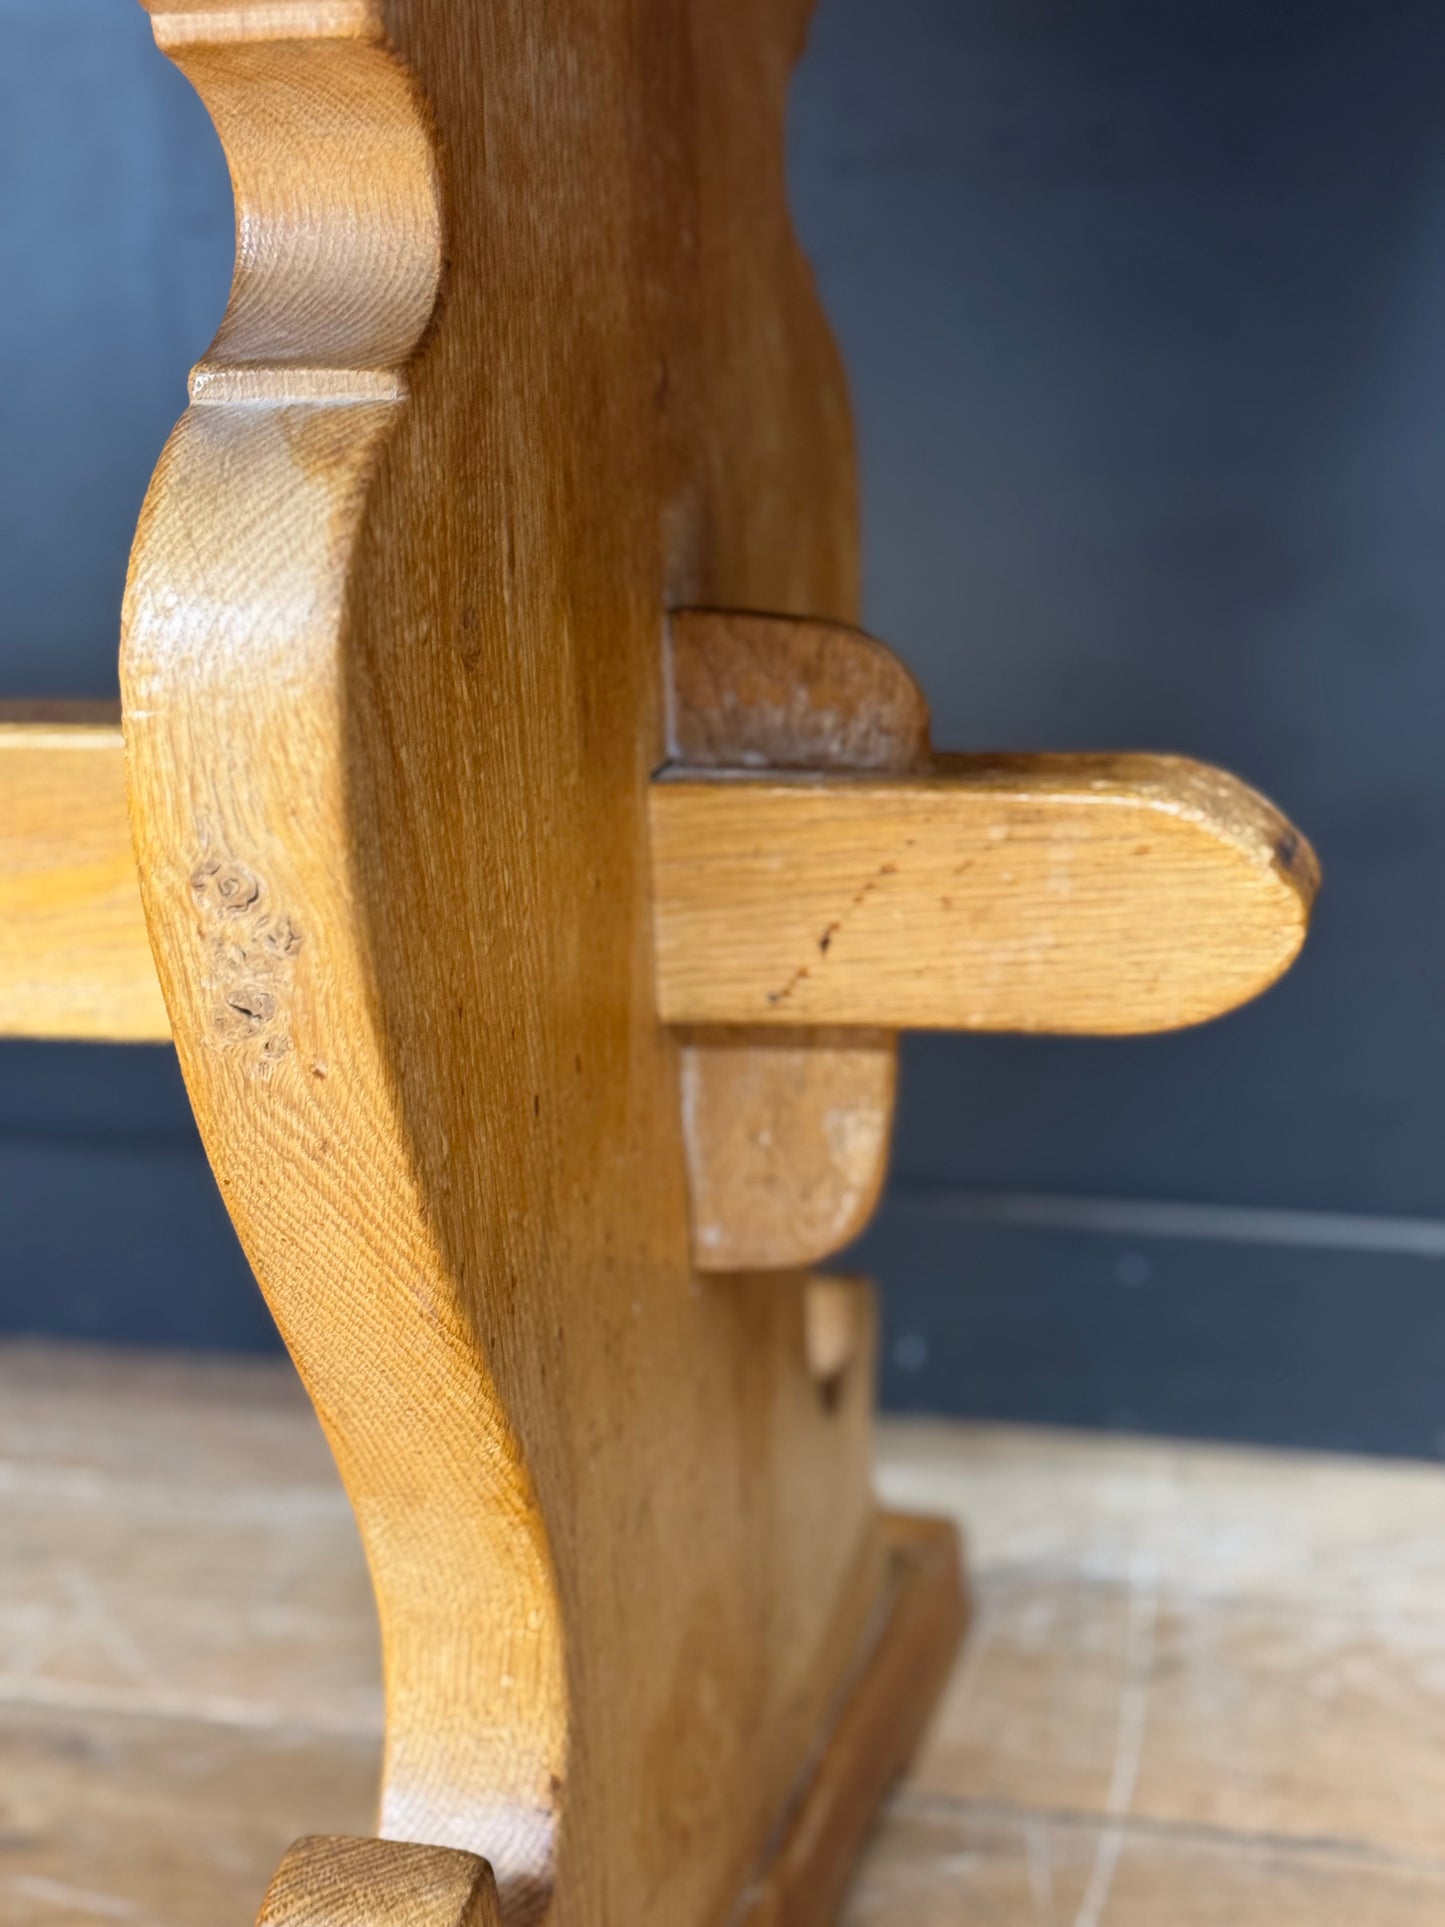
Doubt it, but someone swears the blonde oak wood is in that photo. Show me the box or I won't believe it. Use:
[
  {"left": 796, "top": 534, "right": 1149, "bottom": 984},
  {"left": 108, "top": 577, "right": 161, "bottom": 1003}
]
[
  {"left": 652, "top": 755, "right": 1319, "bottom": 1034},
  {"left": 666, "top": 610, "right": 931, "bottom": 773},
  {"left": 257, "top": 1838, "right": 499, "bottom": 1927},
  {"left": 0, "top": 615, "right": 904, "bottom": 1267},
  {"left": 7, "top": 1344, "right": 1445, "bottom": 1925},
  {"left": 0, "top": 731, "right": 1318, "bottom": 1050},
  {"left": 246, "top": 1517, "right": 963, "bottom": 1927},
  {"left": 680, "top": 1026, "right": 897, "bottom": 1271},
  {"left": 669, "top": 607, "right": 928, "bottom": 1271},
  {"left": 736, "top": 1513, "right": 968, "bottom": 1927},
  {"left": 118, "top": 1, "right": 946, "bottom": 1922},
  {"left": 0, "top": 706, "right": 167, "bottom": 1041}
]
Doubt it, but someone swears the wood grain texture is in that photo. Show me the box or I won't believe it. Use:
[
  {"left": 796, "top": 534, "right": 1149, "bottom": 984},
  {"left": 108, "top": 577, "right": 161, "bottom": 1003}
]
[
  {"left": 258, "top": 1837, "right": 499, "bottom": 1927},
  {"left": 738, "top": 1514, "right": 967, "bottom": 1927},
  {"left": 0, "top": 708, "right": 167, "bottom": 1041},
  {"left": 151, "top": 0, "right": 443, "bottom": 406},
  {"left": 670, "top": 611, "right": 924, "bottom": 1271},
  {"left": 653, "top": 755, "right": 1319, "bottom": 1034},
  {"left": 666, "top": 610, "right": 930, "bottom": 773},
  {"left": 680, "top": 1027, "right": 896, "bottom": 1271},
  {"left": 119, "top": 2, "right": 932, "bottom": 1923}
]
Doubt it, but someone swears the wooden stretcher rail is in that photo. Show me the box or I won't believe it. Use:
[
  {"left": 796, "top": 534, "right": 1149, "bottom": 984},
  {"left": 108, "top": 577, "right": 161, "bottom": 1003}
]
[
  {"left": 652, "top": 753, "right": 1317, "bottom": 1033},
  {"left": 1, "top": 713, "right": 1315, "bottom": 1044},
  {"left": 0, "top": 705, "right": 168, "bottom": 1041}
]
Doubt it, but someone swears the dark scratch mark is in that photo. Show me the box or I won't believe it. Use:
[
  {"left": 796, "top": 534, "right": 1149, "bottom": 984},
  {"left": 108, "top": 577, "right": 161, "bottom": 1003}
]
[
  {"left": 767, "top": 963, "right": 811, "bottom": 1007},
  {"left": 768, "top": 854, "right": 902, "bottom": 1008}
]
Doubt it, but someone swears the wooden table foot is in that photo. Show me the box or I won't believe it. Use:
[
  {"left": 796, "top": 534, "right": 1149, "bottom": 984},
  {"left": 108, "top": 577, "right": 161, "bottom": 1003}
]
[{"left": 738, "top": 1514, "right": 968, "bottom": 1927}]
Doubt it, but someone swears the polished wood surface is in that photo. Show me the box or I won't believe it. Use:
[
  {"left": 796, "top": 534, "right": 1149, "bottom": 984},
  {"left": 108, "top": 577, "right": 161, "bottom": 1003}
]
[
  {"left": 0, "top": 0, "right": 1316, "bottom": 1915},
  {"left": 118, "top": 1, "right": 936, "bottom": 1920},
  {"left": 0, "top": 726, "right": 1318, "bottom": 1051},
  {"left": 653, "top": 755, "right": 1318, "bottom": 1034},
  {"left": 681, "top": 1026, "right": 896, "bottom": 1271},
  {"left": 5, "top": 1342, "right": 1443, "bottom": 1926},
  {"left": 669, "top": 610, "right": 925, "bottom": 1271},
  {"left": 0, "top": 707, "right": 166, "bottom": 1041},
  {"left": 667, "top": 610, "right": 930, "bottom": 773}
]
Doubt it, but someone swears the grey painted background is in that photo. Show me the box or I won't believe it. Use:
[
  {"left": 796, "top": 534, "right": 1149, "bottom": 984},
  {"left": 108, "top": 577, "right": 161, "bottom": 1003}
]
[{"left": 5, "top": 0, "right": 1445, "bottom": 1451}]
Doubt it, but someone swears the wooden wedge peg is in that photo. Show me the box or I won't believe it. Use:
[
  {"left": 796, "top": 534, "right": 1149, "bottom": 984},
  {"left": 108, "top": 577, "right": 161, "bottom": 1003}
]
[
  {"left": 660, "top": 608, "right": 1316, "bottom": 1268},
  {"left": 669, "top": 610, "right": 929, "bottom": 1273}
]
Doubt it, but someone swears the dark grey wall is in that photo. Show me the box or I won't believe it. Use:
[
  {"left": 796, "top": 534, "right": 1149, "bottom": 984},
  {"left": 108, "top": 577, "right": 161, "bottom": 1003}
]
[
  {"left": 799, "top": 0, "right": 1445, "bottom": 1448},
  {"left": 2, "top": 2, "right": 264, "bottom": 1344},
  {"left": 6, "top": 1, "right": 1445, "bottom": 1452},
  {"left": 1, "top": 0, "right": 232, "bottom": 695}
]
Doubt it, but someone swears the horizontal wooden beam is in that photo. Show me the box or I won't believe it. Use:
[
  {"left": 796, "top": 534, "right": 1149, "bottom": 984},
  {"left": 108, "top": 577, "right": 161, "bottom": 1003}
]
[
  {"left": 650, "top": 755, "right": 1318, "bottom": 1035},
  {"left": 1, "top": 722, "right": 1316, "bottom": 1045},
  {"left": 0, "top": 707, "right": 169, "bottom": 1041}
]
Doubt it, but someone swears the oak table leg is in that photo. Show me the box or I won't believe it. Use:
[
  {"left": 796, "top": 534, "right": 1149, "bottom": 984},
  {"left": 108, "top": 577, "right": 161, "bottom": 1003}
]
[{"left": 119, "top": 3, "right": 963, "bottom": 1923}]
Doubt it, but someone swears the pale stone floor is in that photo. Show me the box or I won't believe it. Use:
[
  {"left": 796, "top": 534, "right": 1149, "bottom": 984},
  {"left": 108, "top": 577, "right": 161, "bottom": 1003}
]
[{"left": 3, "top": 1343, "right": 1444, "bottom": 1924}]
